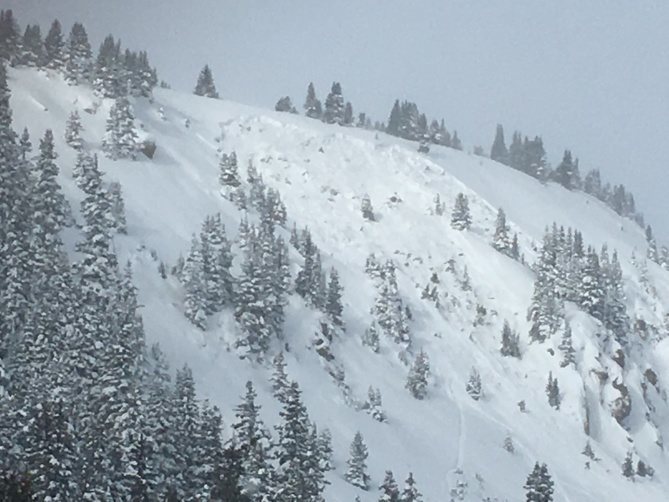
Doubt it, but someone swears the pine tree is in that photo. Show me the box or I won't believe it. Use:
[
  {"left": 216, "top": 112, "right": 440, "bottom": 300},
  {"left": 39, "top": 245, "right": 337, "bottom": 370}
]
[
  {"left": 219, "top": 151, "right": 242, "bottom": 188},
  {"left": 386, "top": 100, "right": 401, "bottom": 137},
  {"left": 406, "top": 350, "right": 429, "bottom": 399},
  {"left": 44, "top": 20, "right": 65, "bottom": 69},
  {"left": 233, "top": 381, "right": 275, "bottom": 500},
  {"left": 303, "top": 82, "right": 322, "bottom": 119},
  {"left": 271, "top": 352, "right": 290, "bottom": 403},
  {"left": 546, "top": 372, "right": 561, "bottom": 410},
  {"left": 107, "top": 181, "right": 128, "bottom": 234},
  {"left": 492, "top": 208, "right": 514, "bottom": 256},
  {"left": 490, "top": 124, "right": 508, "bottom": 164},
  {"left": 275, "top": 382, "right": 324, "bottom": 501},
  {"left": 345, "top": 432, "right": 370, "bottom": 490},
  {"left": 363, "top": 324, "right": 380, "bottom": 353},
  {"left": 326, "top": 268, "right": 344, "bottom": 327},
  {"left": 194, "top": 64, "right": 219, "bottom": 98},
  {"left": 466, "top": 368, "right": 482, "bottom": 400},
  {"left": 183, "top": 234, "right": 208, "bottom": 329},
  {"left": 579, "top": 249, "right": 604, "bottom": 320},
  {"left": 275, "top": 96, "right": 297, "bottom": 113},
  {"left": 361, "top": 194, "right": 375, "bottom": 221},
  {"left": 552, "top": 150, "right": 580, "bottom": 190},
  {"left": 450, "top": 193, "right": 471, "bottom": 230},
  {"left": 451, "top": 130, "right": 463, "bottom": 150},
  {"left": 64, "top": 110, "right": 84, "bottom": 150},
  {"left": 524, "top": 462, "right": 554, "bottom": 502},
  {"left": 622, "top": 451, "right": 634, "bottom": 480},
  {"left": 20, "top": 24, "right": 45, "bottom": 67},
  {"left": 400, "top": 472, "right": 423, "bottom": 502},
  {"left": 0, "top": 10, "right": 21, "bottom": 63},
  {"left": 93, "top": 35, "right": 123, "bottom": 98},
  {"left": 500, "top": 321, "right": 521, "bottom": 358},
  {"left": 367, "top": 386, "right": 386, "bottom": 422},
  {"left": 65, "top": 22, "right": 92, "bottom": 83},
  {"left": 558, "top": 323, "right": 576, "bottom": 367},
  {"left": 323, "top": 82, "right": 345, "bottom": 125},
  {"left": 102, "top": 96, "right": 139, "bottom": 160},
  {"left": 344, "top": 102, "right": 354, "bottom": 126},
  {"left": 378, "top": 471, "right": 400, "bottom": 502},
  {"left": 171, "top": 365, "right": 202, "bottom": 499}
]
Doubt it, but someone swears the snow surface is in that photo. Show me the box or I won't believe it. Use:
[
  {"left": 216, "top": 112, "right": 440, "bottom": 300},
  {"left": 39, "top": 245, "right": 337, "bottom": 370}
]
[{"left": 8, "top": 67, "right": 669, "bottom": 501}]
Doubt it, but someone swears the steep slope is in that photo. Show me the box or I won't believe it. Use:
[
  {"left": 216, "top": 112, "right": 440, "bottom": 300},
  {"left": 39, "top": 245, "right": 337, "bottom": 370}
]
[{"left": 9, "top": 66, "right": 669, "bottom": 501}]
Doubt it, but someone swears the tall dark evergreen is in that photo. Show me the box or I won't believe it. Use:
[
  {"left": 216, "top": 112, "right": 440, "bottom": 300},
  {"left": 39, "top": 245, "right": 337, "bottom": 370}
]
[
  {"left": 400, "top": 473, "right": 423, "bottom": 502},
  {"left": 65, "top": 110, "right": 84, "bottom": 150},
  {"left": 490, "top": 124, "right": 508, "bottom": 164},
  {"left": 524, "top": 462, "right": 554, "bottom": 502},
  {"left": 219, "top": 151, "right": 242, "bottom": 188},
  {"left": 500, "top": 321, "right": 521, "bottom": 358},
  {"left": 275, "top": 382, "right": 326, "bottom": 501},
  {"left": 0, "top": 10, "right": 21, "bottom": 63},
  {"left": 0, "top": 62, "right": 29, "bottom": 363},
  {"left": 304, "top": 82, "right": 322, "bottom": 119},
  {"left": 102, "top": 96, "right": 139, "bottom": 160},
  {"left": 194, "top": 64, "right": 219, "bottom": 99},
  {"left": 378, "top": 471, "right": 400, "bottom": 502},
  {"left": 492, "top": 208, "right": 513, "bottom": 256},
  {"left": 232, "top": 381, "right": 275, "bottom": 500},
  {"left": 344, "top": 431, "right": 370, "bottom": 490},
  {"left": 450, "top": 193, "right": 471, "bottom": 230},
  {"left": 44, "top": 20, "right": 65, "bottom": 69},
  {"left": 552, "top": 150, "right": 579, "bottom": 190},
  {"left": 20, "top": 25, "right": 45, "bottom": 67},
  {"left": 326, "top": 268, "right": 344, "bottom": 327},
  {"left": 323, "top": 82, "right": 345, "bottom": 125},
  {"left": 406, "top": 350, "right": 429, "bottom": 399},
  {"left": 65, "top": 22, "right": 92, "bottom": 84},
  {"left": 93, "top": 35, "right": 123, "bottom": 98}
]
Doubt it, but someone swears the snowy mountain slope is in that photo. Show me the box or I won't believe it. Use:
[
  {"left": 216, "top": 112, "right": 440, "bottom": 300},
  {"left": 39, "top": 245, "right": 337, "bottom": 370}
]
[{"left": 8, "top": 66, "right": 669, "bottom": 501}]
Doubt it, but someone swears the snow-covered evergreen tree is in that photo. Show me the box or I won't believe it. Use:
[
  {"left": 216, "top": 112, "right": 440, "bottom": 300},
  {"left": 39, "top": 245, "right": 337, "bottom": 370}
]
[
  {"left": 450, "top": 193, "right": 471, "bottom": 230},
  {"left": 107, "top": 181, "right": 127, "bottom": 234},
  {"left": 361, "top": 194, "right": 375, "bottom": 221},
  {"left": 500, "top": 321, "right": 521, "bottom": 358},
  {"left": 622, "top": 451, "right": 635, "bottom": 479},
  {"left": 345, "top": 431, "right": 370, "bottom": 490},
  {"left": 304, "top": 82, "right": 322, "bottom": 119},
  {"left": 102, "top": 96, "right": 139, "bottom": 160},
  {"left": 492, "top": 208, "right": 513, "bottom": 256},
  {"left": 274, "top": 381, "right": 325, "bottom": 501},
  {"left": 194, "top": 64, "right": 219, "bottom": 98},
  {"left": 275, "top": 96, "right": 297, "bottom": 113},
  {"left": 323, "top": 82, "right": 345, "bottom": 125},
  {"left": 524, "top": 462, "right": 554, "bottom": 502},
  {"left": 65, "top": 22, "right": 92, "bottom": 84},
  {"left": 558, "top": 323, "right": 576, "bottom": 368},
  {"left": 466, "top": 368, "right": 482, "bottom": 401},
  {"left": 546, "top": 372, "right": 561, "bottom": 410},
  {"left": 271, "top": 351, "right": 290, "bottom": 403},
  {"left": 20, "top": 24, "right": 45, "bottom": 67},
  {"left": 490, "top": 124, "right": 508, "bottom": 164},
  {"left": 400, "top": 472, "right": 423, "bottom": 502},
  {"left": 378, "top": 470, "right": 400, "bottom": 502},
  {"left": 64, "top": 110, "right": 84, "bottom": 150},
  {"left": 326, "top": 268, "right": 344, "bottom": 327},
  {"left": 233, "top": 381, "right": 275, "bottom": 500},
  {"left": 219, "top": 151, "right": 242, "bottom": 188},
  {"left": 44, "top": 20, "right": 65, "bottom": 69},
  {"left": 406, "top": 350, "right": 429, "bottom": 399},
  {"left": 366, "top": 386, "right": 386, "bottom": 422}
]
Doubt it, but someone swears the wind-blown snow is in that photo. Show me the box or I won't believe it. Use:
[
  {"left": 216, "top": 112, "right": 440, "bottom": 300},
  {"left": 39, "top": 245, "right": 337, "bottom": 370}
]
[{"left": 9, "top": 67, "right": 669, "bottom": 501}]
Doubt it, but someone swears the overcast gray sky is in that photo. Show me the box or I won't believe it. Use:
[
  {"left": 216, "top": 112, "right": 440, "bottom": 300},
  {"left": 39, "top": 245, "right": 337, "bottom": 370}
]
[{"left": 8, "top": 0, "right": 669, "bottom": 241}]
